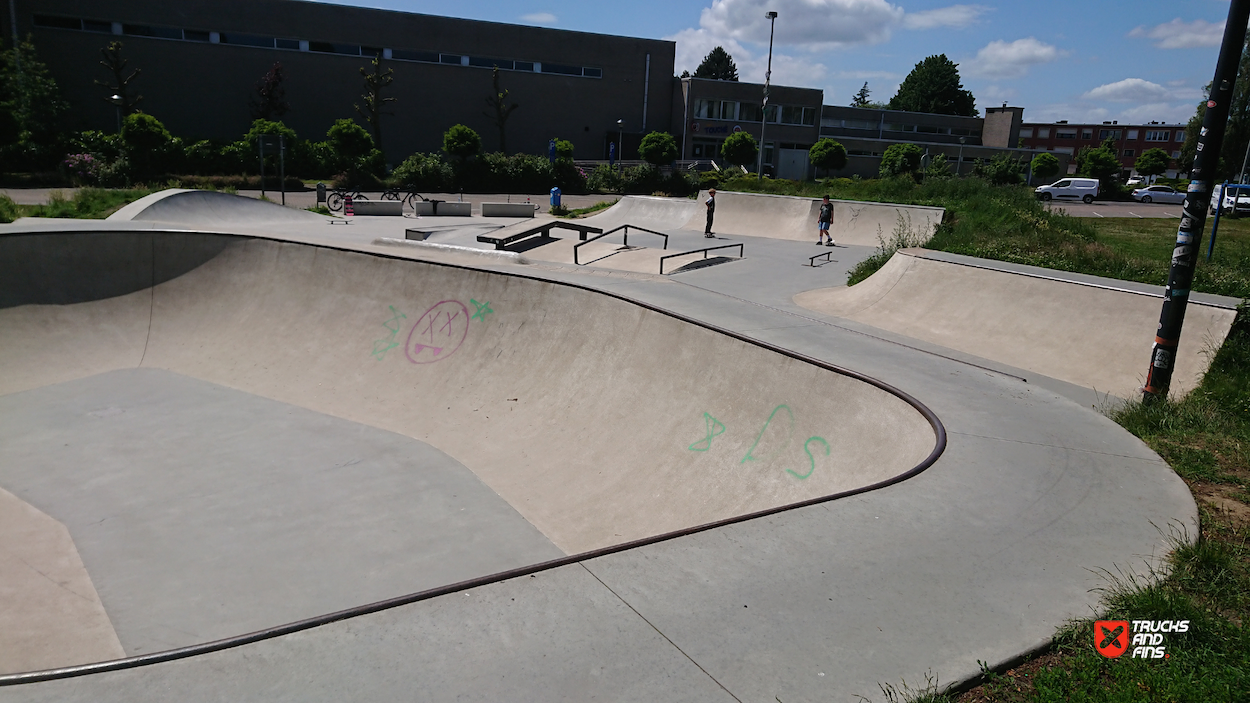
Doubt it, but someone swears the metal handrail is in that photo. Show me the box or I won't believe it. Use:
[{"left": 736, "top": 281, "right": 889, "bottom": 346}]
[
  {"left": 572, "top": 224, "right": 668, "bottom": 265},
  {"left": 658, "top": 243, "right": 745, "bottom": 275},
  {"left": 808, "top": 251, "right": 836, "bottom": 267}
]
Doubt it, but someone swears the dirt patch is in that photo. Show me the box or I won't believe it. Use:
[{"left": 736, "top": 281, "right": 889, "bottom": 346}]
[{"left": 953, "top": 651, "right": 1065, "bottom": 702}]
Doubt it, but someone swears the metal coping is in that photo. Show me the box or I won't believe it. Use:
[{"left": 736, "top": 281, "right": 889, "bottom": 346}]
[{"left": 0, "top": 228, "right": 948, "bottom": 686}]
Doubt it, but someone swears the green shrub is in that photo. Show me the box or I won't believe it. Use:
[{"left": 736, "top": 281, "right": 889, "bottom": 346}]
[
  {"left": 809, "top": 138, "right": 848, "bottom": 177},
  {"left": 588, "top": 164, "right": 623, "bottom": 193},
  {"left": 879, "top": 143, "right": 923, "bottom": 180},
  {"left": 0, "top": 194, "right": 19, "bottom": 223},
  {"left": 972, "top": 152, "right": 1026, "bottom": 186},
  {"left": 391, "top": 152, "right": 454, "bottom": 191},
  {"left": 639, "top": 131, "right": 678, "bottom": 165},
  {"left": 553, "top": 138, "right": 574, "bottom": 160},
  {"left": 442, "top": 124, "right": 481, "bottom": 161},
  {"left": 1031, "top": 152, "right": 1060, "bottom": 181},
  {"left": 720, "top": 132, "right": 758, "bottom": 169}
]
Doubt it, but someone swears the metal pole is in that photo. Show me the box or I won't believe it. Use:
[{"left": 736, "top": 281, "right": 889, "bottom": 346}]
[
  {"left": 278, "top": 135, "right": 286, "bottom": 206},
  {"left": 1143, "top": 0, "right": 1250, "bottom": 401},
  {"left": 757, "top": 12, "right": 777, "bottom": 180},
  {"left": 957, "top": 138, "right": 965, "bottom": 176},
  {"left": 1240, "top": 137, "right": 1250, "bottom": 183},
  {"left": 259, "top": 140, "right": 266, "bottom": 201},
  {"left": 1209, "top": 180, "right": 1226, "bottom": 261}
]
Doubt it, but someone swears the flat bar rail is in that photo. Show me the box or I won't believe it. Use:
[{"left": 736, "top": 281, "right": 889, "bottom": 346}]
[
  {"left": 658, "top": 243, "right": 745, "bottom": 275},
  {"left": 476, "top": 220, "right": 602, "bottom": 250},
  {"left": 573, "top": 224, "right": 669, "bottom": 265},
  {"left": 809, "top": 251, "right": 836, "bottom": 267}
]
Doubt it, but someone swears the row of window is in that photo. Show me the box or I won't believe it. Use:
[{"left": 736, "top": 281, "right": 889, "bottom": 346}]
[
  {"left": 820, "top": 118, "right": 981, "bottom": 138},
  {"left": 1023, "top": 126, "right": 1183, "bottom": 142},
  {"left": 692, "top": 99, "right": 818, "bottom": 127},
  {"left": 32, "top": 14, "right": 603, "bottom": 78},
  {"left": 1040, "top": 145, "right": 1181, "bottom": 159}
]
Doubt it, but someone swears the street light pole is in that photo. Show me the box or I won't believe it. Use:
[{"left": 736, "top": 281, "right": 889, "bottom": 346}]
[
  {"left": 617, "top": 118, "right": 624, "bottom": 170},
  {"left": 110, "top": 94, "right": 123, "bottom": 133},
  {"left": 757, "top": 11, "right": 777, "bottom": 181},
  {"left": 957, "top": 136, "right": 966, "bottom": 176}
]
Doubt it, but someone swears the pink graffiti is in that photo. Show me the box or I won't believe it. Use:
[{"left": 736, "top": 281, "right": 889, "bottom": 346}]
[{"left": 405, "top": 300, "right": 470, "bottom": 364}]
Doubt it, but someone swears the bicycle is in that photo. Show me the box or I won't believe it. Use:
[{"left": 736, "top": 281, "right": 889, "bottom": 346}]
[
  {"left": 325, "top": 188, "right": 368, "bottom": 212},
  {"left": 382, "top": 187, "right": 429, "bottom": 211}
]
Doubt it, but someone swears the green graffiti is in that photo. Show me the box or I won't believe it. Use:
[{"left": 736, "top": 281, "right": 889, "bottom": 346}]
[
  {"left": 371, "top": 305, "right": 407, "bottom": 360},
  {"left": 470, "top": 298, "right": 494, "bottom": 321},
  {"left": 740, "top": 404, "right": 795, "bottom": 464},
  {"left": 688, "top": 412, "right": 726, "bottom": 451},
  {"left": 786, "top": 437, "right": 829, "bottom": 480}
]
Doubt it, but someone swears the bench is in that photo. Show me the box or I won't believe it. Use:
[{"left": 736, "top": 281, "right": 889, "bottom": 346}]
[
  {"left": 476, "top": 220, "right": 602, "bottom": 250},
  {"left": 481, "top": 202, "right": 537, "bottom": 218}
]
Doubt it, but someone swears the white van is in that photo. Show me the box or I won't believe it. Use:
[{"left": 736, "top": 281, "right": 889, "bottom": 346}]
[
  {"left": 1210, "top": 183, "right": 1250, "bottom": 216},
  {"left": 1035, "top": 178, "right": 1099, "bottom": 203}
]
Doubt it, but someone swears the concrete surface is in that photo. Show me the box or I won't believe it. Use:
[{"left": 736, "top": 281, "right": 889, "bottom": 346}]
[
  {"left": 0, "top": 189, "right": 1198, "bottom": 701},
  {"left": 793, "top": 248, "right": 1239, "bottom": 399}
]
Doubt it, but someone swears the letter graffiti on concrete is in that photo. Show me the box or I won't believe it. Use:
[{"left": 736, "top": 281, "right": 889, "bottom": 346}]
[
  {"left": 690, "top": 405, "right": 830, "bottom": 480},
  {"left": 371, "top": 305, "right": 407, "bottom": 360}
]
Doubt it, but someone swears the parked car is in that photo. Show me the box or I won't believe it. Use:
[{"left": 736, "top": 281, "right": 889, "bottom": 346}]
[
  {"left": 1035, "top": 177, "right": 1099, "bottom": 204},
  {"left": 1126, "top": 176, "right": 1146, "bottom": 187},
  {"left": 1210, "top": 183, "right": 1250, "bottom": 216},
  {"left": 1132, "top": 185, "right": 1185, "bottom": 204}
]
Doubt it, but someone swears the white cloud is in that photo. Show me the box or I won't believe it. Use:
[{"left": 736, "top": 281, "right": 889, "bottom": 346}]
[
  {"left": 669, "top": 27, "right": 828, "bottom": 86},
  {"left": 697, "top": 0, "right": 903, "bottom": 50},
  {"left": 1082, "top": 78, "right": 1172, "bottom": 103},
  {"left": 901, "top": 4, "right": 990, "bottom": 30},
  {"left": 1117, "top": 103, "right": 1195, "bottom": 124},
  {"left": 520, "top": 12, "right": 557, "bottom": 25},
  {"left": 963, "top": 37, "right": 1063, "bottom": 78},
  {"left": 1129, "top": 18, "right": 1223, "bottom": 49}
]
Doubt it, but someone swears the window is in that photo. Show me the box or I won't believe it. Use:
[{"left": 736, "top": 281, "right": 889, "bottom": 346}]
[
  {"left": 1127, "top": 129, "right": 1139, "bottom": 139},
  {"left": 582, "top": 67, "right": 602, "bottom": 78},
  {"left": 83, "top": 20, "right": 112, "bottom": 33},
  {"left": 1172, "top": 151, "right": 1181, "bottom": 158},
  {"left": 1053, "top": 147, "right": 1074, "bottom": 154},
  {"left": 33, "top": 15, "right": 82, "bottom": 30},
  {"left": 1020, "top": 127, "right": 1034, "bottom": 138},
  {"left": 515, "top": 61, "right": 535, "bottom": 72},
  {"left": 780, "top": 105, "right": 805, "bottom": 124},
  {"left": 917, "top": 124, "right": 948, "bottom": 134},
  {"left": 439, "top": 53, "right": 462, "bottom": 64},
  {"left": 469, "top": 56, "right": 512, "bottom": 69},
  {"left": 843, "top": 119, "right": 875, "bottom": 130},
  {"left": 802, "top": 107, "right": 817, "bottom": 126},
  {"left": 1082, "top": 129, "right": 1093, "bottom": 139},
  {"left": 884, "top": 122, "right": 916, "bottom": 132},
  {"left": 275, "top": 38, "right": 299, "bottom": 50},
  {"left": 1177, "top": 131, "right": 1186, "bottom": 142},
  {"left": 541, "top": 63, "right": 582, "bottom": 75},
  {"left": 125, "top": 24, "right": 184, "bottom": 40},
  {"left": 765, "top": 105, "right": 779, "bottom": 123},
  {"left": 1123, "top": 149, "right": 1134, "bottom": 157},
  {"left": 1099, "top": 129, "right": 1122, "bottom": 140},
  {"left": 184, "top": 29, "right": 211, "bottom": 42},
  {"left": 719, "top": 101, "right": 738, "bottom": 120},
  {"left": 1038, "top": 127, "right": 1050, "bottom": 138},
  {"left": 739, "top": 103, "right": 762, "bottom": 122},
  {"left": 1145, "top": 130, "right": 1170, "bottom": 141},
  {"left": 393, "top": 49, "right": 439, "bottom": 63},
  {"left": 311, "top": 41, "right": 362, "bottom": 55},
  {"left": 1056, "top": 130, "right": 1077, "bottom": 139},
  {"left": 694, "top": 99, "right": 717, "bottom": 119}
]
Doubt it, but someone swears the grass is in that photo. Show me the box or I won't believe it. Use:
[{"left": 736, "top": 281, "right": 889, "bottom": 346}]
[
  {"left": 565, "top": 198, "right": 618, "bottom": 218},
  {"left": 0, "top": 187, "right": 156, "bottom": 222}
]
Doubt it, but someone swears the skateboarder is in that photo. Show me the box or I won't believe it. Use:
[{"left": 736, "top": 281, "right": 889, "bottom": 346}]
[
  {"left": 817, "top": 195, "right": 834, "bottom": 246},
  {"left": 704, "top": 188, "right": 716, "bottom": 237}
]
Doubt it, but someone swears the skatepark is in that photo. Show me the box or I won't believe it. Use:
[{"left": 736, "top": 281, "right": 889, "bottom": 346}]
[{"left": 0, "top": 189, "right": 1224, "bottom": 701}]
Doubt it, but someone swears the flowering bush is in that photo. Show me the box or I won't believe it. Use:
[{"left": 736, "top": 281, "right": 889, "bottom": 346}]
[{"left": 63, "top": 153, "right": 101, "bottom": 186}]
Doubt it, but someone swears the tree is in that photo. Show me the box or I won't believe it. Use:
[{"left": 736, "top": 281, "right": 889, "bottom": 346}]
[
  {"left": 442, "top": 123, "right": 481, "bottom": 162},
  {"left": 553, "top": 138, "right": 574, "bottom": 160},
  {"left": 888, "top": 54, "right": 977, "bottom": 117},
  {"left": 484, "top": 67, "right": 519, "bottom": 155},
  {"left": 693, "top": 46, "right": 739, "bottom": 81},
  {"left": 120, "top": 112, "right": 172, "bottom": 177},
  {"left": 1075, "top": 142, "right": 1122, "bottom": 192},
  {"left": 851, "top": 82, "right": 872, "bottom": 108},
  {"left": 1180, "top": 32, "right": 1250, "bottom": 178},
  {"left": 0, "top": 36, "right": 68, "bottom": 153},
  {"left": 972, "top": 153, "right": 1025, "bottom": 185},
  {"left": 326, "top": 118, "right": 375, "bottom": 172},
  {"left": 355, "top": 55, "right": 395, "bottom": 154},
  {"left": 1030, "top": 152, "right": 1061, "bottom": 182},
  {"left": 1135, "top": 148, "right": 1171, "bottom": 182},
  {"left": 94, "top": 41, "right": 142, "bottom": 116},
  {"left": 638, "top": 131, "right": 678, "bottom": 165},
  {"left": 250, "top": 62, "right": 289, "bottom": 121},
  {"left": 720, "top": 131, "right": 757, "bottom": 168},
  {"left": 925, "top": 153, "right": 953, "bottom": 180},
  {"left": 808, "top": 138, "right": 847, "bottom": 177},
  {"left": 879, "top": 143, "right": 924, "bottom": 179}
]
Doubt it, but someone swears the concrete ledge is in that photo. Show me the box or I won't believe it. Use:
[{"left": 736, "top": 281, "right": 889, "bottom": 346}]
[
  {"left": 438, "top": 202, "right": 472, "bottom": 217},
  {"left": 481, "top": 202, "right": 535, "bottom": 218},
  {"left": 411, "top": 201, "right": 434, "bottom": 216},
  {"left": 404, "top": 229, "right": 430, "bottom": 241},
  {"left": 351, "top": 200, "right": 403, "bottom": 216},
  {"left": 372, "top": 237, "right": 529, "bottom": 264}
]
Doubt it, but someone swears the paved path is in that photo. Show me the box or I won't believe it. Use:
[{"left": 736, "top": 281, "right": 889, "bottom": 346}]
[{"left": 0, "top": 190, "right": 1195, "bottom": 701}]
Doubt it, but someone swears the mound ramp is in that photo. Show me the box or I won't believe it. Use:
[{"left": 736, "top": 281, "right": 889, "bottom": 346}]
[{"left": 794, "top": 248, "right": 1239, "bottom": 398}]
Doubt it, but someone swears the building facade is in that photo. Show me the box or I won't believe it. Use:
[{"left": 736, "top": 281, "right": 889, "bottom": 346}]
[
  {"left": 1019, "top": 121, "right": 1187, "bottom": 178},
  {"left": 8, "top": 0, "right": 675, "bottom": 163}
]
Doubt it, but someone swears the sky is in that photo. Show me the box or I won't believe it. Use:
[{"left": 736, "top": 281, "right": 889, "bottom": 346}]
[{"left": 310, "top": 0, "right": 1240, "bottom": 126}]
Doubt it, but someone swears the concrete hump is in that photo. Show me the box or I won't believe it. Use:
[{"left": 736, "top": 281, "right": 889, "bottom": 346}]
[
  {"left": 794, "top": 249, "right": 1238, "bottom": 398},
  {"left": 108, "top": 189, "right": 327, "bottom": 225},
  {"left": 578, "top": 195, "right": 700, "bottom": 232}
]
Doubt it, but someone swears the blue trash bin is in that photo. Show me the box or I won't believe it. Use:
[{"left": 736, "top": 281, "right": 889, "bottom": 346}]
[{"left": 550, "top": 186, "right": 562, "bottom": 208}]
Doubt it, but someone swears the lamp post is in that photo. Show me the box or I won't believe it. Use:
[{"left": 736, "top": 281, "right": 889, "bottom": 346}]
[
  {"left": 957, "top": 136, "right": 966, "bottom": 176},
  {"left": 109, "top": 94, "right": 123, "bottom": 133},
  {"left": 757, "top": 10, "right": 777, "bottom": 181},
  {"left": 617, "top": 118, "right": 624, "bottom": 170}
]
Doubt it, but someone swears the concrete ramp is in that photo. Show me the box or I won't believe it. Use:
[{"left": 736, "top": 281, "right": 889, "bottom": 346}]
[
  {"left": 794, "top": 249, "right": 1239, "bottom": 398},
  {"left": 108, "top": 189, "right": 327, "bottom": 225},
  {"left": 580, "top": 192, "right": 943, "bottom": 247}
]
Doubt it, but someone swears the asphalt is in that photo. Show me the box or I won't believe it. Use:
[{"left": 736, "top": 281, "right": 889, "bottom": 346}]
[{"left": 0, "top": 190, "right": 1197, "bottom": 701}]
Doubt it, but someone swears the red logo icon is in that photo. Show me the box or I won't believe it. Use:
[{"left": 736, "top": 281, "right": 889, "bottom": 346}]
[{"left": 1095, "top": 620, "right": 1129, "bottom": 658}]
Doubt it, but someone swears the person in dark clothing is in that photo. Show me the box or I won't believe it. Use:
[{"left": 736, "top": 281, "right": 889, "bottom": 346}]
[
  {"left": 817, "top": 195, "right": 834, "bottom": 246},
  {"left": 704, "top": 188, "right": 716, "bottom": 237}
]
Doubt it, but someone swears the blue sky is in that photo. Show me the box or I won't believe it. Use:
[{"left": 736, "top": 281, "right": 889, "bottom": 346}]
[{"left": 313, "top": 0, "right": 1237, "bottom": 125}]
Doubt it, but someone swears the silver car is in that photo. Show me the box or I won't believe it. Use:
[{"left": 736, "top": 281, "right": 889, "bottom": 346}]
[{"left": 1132, "top": 185, "right": 1185, "bottom": 204}]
